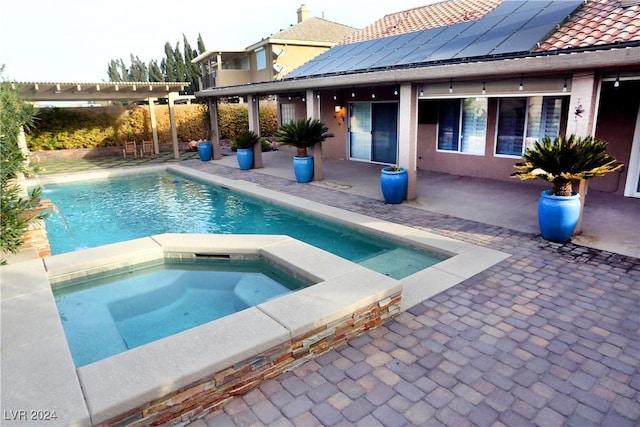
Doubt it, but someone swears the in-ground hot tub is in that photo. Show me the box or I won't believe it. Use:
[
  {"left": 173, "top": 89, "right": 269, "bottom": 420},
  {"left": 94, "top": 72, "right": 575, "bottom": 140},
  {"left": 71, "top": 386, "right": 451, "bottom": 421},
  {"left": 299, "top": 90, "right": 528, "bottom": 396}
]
[
  {"left": 44, "top": 233, "right": 405, "bottom": 426},
  {"left": 54, "top": 257, "right": 310, "bottom": 367}
]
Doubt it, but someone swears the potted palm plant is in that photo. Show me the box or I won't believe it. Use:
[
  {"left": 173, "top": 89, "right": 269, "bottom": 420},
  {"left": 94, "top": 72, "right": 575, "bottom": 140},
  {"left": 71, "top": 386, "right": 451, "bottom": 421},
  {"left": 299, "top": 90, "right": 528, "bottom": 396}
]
[
  {"left": 512, "top": 134, "right": 622, "bottom": 241},
  {"left": 232, "top": 130, "right": 260, "bottom": 170},
  {"left": 274, "top": 118, "right": 334, "bottom": 183}
]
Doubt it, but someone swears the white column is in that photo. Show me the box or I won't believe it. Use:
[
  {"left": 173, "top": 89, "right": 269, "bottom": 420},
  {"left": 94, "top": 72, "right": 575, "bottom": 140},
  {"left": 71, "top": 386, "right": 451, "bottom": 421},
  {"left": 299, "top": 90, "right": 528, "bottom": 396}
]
[
  {"left": 307, "top": 89, "right": 323, "bottom": 181},
  {"left": 168, "top": 92, "right": 179, "bottom": 159},
  {"left": 208, "top": 99, "right": 222, "bottom": 160},
  {"left": 147, "top": 98, "right": 159, "bottom": 154},
  {"left": 248, "top": 94, "right": 263, "bottom": 168},
  {"left": 568, "top": 72, "right": 599, "bottom": 137},
  {"left": 567, "top": 72, "right": 599, "bottom": 234},
  {"left": 398, "top": 83, "right": 418, "bottom": 200}
]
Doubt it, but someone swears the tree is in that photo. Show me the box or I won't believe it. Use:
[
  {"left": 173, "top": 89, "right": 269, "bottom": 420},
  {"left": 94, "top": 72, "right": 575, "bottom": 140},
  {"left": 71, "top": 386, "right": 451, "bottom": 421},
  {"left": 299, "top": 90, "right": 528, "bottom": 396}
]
[
  {"left": 148, "top": 60, "right": 163, "bottom": 82},
  {"left": 106, "top": 34, "right": 205, "bottom": 85},
  {"left": 164, "top": 42, "right": 177, "bottom": 82},
  {"left": 197, "top": 33, "right": 206, "bottom": 55},
  {"left": 108, "top": 59, "right": 122, "bottom": 81},
  {"left": 129, "top": 55, "right": 148, "bottom": 81},
  {"left": 183, "top": 34, "right": 202, "bottom": 94},
  {"left": 0, "top": 66, "right": 46, "bottom": 263},
  {"left": 174, "top": 42, "right": 186, "bottom": 84}
]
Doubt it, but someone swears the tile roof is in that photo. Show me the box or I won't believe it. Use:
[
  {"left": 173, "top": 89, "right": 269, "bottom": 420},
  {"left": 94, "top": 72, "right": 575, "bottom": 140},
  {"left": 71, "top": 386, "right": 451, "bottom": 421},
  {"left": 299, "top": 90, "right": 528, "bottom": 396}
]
[
  {"left": 535, "top": 0, "right": 640, "bottom": 51},
  {"left": 270, "top": 17, "right": 358, "bottom": 44},
  {"left": 344, "top": 0, "right": 503, "bottom": 44}
]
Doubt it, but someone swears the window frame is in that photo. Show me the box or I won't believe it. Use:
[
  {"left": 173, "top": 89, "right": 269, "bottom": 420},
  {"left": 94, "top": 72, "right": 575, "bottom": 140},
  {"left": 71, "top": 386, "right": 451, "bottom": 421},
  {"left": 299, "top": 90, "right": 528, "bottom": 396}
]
[
  {"left": 436, "top": 97, "right": 487, "bottom": 156},
  {"left": 255, "top": 47, "right": 266, "bottom": 71},
  {"left": 494, "top": 95, "right": 566, "bottom": 158}
]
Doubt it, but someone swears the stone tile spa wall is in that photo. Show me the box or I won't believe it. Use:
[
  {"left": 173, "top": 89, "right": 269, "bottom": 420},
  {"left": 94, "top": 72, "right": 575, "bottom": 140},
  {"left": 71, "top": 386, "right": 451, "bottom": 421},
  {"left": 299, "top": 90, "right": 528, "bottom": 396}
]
[{"left": 101, "top": 291, "right": 402, "bottom": 426}]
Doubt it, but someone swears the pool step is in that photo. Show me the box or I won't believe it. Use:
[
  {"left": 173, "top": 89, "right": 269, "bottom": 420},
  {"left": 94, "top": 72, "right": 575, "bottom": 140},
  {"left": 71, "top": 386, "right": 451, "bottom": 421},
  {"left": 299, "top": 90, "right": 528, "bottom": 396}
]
[
  {"left": 359, "top": 247, "right": 432, "bottom": 279},
  {"left": 234, "top": 274, "right": 291, "bottom": 307}
]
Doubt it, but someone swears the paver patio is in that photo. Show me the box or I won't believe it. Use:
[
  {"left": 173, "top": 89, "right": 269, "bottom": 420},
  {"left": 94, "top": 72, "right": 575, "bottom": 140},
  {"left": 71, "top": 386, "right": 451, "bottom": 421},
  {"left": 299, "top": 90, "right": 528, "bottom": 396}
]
[
  {"left": 23, "top": 152, "right": 640, "bottom": 426},
  {"left": 179, "top": 160, "right": 639, "bottom": 427}
]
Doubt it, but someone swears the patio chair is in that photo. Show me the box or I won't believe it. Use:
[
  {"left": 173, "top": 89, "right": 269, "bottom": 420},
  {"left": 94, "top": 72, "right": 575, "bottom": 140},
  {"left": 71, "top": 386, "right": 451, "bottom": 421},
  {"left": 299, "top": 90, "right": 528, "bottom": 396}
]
[
  {"left": 123, "top": 141, "right": 137, "bottom": 158},
  {"left": 140, "top": 140, "right": 154, "bottom": 157}
]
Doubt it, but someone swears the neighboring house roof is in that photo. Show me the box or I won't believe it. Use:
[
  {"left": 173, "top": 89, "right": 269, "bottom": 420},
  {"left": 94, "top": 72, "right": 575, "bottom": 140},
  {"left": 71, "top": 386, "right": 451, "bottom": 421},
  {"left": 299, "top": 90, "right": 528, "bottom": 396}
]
[
  {"left": 345, "top": 0, "right": 503, "bottom": 43},
  {"left": 269, "top": 17, "right": 357, "bottom": 45},
  {"left": 535, "top": 0, "right": 640, "bottom": 51}
]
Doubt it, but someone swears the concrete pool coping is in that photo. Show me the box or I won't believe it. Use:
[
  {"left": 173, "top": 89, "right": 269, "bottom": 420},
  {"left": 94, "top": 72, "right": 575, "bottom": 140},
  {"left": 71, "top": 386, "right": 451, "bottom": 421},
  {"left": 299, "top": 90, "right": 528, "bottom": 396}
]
[{"left": 1, "top": 165, "right": 509, "bottom": 426}]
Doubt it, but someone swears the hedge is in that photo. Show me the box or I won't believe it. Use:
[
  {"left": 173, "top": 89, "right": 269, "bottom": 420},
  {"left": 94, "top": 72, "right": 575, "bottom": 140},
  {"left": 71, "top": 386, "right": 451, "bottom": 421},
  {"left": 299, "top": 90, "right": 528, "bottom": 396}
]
[{"left": 26, "top": 102, "right": 278, "bottom": 150}]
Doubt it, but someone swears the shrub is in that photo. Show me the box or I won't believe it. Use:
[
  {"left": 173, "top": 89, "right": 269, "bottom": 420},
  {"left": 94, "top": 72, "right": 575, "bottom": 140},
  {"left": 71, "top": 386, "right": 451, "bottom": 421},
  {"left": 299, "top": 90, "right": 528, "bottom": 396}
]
[
  {"left": 0, "top": 70, "right": 47, "bottom": 263},
  {"left": 26, "top": 102, "right": 277, "bottom": 150}
]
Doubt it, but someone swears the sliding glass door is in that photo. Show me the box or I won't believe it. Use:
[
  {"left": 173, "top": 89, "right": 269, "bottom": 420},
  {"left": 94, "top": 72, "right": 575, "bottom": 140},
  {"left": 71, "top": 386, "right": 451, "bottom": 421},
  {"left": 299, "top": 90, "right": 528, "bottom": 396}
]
[{"left": 348, "top": 102, "right": 398, "bottom": 164}]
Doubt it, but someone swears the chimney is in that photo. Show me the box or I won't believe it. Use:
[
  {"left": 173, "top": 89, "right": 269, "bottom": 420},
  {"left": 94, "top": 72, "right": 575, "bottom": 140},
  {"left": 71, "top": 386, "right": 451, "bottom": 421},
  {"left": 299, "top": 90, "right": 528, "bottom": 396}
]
[{"left": 297, "top": 4, "right": 310, "bottom": 23}]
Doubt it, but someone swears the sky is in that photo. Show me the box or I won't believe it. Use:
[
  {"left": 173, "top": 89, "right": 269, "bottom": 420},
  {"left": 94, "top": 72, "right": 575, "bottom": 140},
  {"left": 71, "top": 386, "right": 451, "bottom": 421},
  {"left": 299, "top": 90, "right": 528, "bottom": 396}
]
[{"left": 0, "top": 0, "right": 433, "bottom": 83}]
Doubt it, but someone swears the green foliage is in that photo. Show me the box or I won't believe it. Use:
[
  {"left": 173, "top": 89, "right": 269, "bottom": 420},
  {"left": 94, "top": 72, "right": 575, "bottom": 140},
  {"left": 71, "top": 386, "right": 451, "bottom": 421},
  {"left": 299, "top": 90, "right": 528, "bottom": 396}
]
[
  {"left": 217, "top": 104, "right": 249, "bottom": 140},
  {"left": 106, "top": 33, "right": 206, "bottom": 91},
  {"left": 0, "top": 67, "right": 46, "bottom": 262},
  {"left": 259, "top": 104, "right": 278, "bottom": 136},
  {"left": 232, "top": 130, "right": 260, "bottom": 149},
  {"left": 274, "top": 118, "right": 334, "bottom": 156},
  {"left": 512, "top": 134, "right": 623, "bottom": 196},
  {"left": 25, "top": 103, "right": 278, "bottom": 150}
]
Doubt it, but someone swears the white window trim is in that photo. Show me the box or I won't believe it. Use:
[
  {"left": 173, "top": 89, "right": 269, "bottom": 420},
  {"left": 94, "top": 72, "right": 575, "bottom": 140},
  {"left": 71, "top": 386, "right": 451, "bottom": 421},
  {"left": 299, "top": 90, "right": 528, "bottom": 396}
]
[
  {"left": 435, "top": 98, "right": 487, "bottom": 156},
  {"left": 493, "top": 94, "right": 567, "bottom": 158}
]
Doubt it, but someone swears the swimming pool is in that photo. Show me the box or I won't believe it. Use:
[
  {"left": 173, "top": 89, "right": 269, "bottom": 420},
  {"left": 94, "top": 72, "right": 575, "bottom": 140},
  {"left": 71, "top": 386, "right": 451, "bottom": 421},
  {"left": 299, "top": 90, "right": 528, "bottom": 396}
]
[
  {"left": 55, "top": 258, "right": 308, "bottom": 367},
  {"left": 41, "top": 171, "right": 444, "bottom": 279}
]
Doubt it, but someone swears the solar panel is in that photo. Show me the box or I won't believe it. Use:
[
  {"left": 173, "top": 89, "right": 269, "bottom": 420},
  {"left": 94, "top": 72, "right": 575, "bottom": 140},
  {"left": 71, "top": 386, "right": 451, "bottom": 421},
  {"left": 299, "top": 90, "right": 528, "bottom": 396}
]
[
  {"left": 284, "top": 0, "right": 584, "bottom": 79},
  {"left": 398, "top": 23, "right": 474, "bottom": 64}
]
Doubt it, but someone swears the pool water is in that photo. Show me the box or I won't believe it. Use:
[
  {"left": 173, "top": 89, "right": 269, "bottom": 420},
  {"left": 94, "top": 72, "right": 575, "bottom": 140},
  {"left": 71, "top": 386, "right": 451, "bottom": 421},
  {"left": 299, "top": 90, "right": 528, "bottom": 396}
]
[
  {"left": 42, "top": 172, "right": 443, "bottom": 279},
  {"left": 54, "top": 259, "right": 307, "bottom": 367}
]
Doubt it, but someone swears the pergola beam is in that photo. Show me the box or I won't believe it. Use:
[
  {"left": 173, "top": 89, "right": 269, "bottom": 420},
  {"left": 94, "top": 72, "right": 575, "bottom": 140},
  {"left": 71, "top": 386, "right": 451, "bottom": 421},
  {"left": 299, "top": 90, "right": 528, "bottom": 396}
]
[{"left": 14, "top": 81, "right": 189, "bottom": 157}]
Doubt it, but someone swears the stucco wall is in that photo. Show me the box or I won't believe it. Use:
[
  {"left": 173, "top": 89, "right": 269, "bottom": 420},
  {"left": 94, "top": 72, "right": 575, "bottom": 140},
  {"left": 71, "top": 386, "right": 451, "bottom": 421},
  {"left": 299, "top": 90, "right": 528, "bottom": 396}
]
[{"left": 594, "top": 81, "right": 639, "bottom": 194}]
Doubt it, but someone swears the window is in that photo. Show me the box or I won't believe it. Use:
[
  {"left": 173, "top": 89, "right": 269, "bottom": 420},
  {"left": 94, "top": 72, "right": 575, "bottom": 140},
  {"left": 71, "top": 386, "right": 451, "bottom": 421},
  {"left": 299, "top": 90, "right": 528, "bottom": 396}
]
[
  {"left": 280, "top": 103, "right": 296, "bottom": 124},
  {"left": 255, "top": 47, "right": 266, "bottom": 70},
  {"left": 496, "top": 96, "right": 563, "bottom": 156},
  {"left": 437, "top": 98, "right": 487, "bottom": 154}
]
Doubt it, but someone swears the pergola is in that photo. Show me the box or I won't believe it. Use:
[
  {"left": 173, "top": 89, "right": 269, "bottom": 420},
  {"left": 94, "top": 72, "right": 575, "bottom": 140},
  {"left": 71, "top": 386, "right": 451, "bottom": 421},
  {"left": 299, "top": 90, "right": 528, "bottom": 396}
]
[{"left": 15, "top": 81, "right": 189, "bottom": 158}]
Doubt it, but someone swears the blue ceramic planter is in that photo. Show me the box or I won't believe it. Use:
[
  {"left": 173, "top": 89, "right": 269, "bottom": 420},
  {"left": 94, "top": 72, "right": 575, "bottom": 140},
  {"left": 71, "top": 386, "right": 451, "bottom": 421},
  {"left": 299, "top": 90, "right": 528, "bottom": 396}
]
[
  {"left": 293, "top": 156, "right": 314, "bottom": 183},
  {"left": 197, "top": 142, "right": 212, "bottom": 161},
  {"left": 236, "top": 148, "right": 254, "bottom": 170},
  {"left": 380, "top": 166, "right": 408, "bottom": 204},
  {"left": 538, "top": 190, "right": 581, "bottom": 242}
]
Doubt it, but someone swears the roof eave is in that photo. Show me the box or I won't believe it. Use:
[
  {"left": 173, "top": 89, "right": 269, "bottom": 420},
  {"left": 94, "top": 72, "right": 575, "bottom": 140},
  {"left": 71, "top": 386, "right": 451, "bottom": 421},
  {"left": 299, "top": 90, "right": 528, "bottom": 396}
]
[{"left": 195, "top": 46, "right": 640, "bottom": 98}]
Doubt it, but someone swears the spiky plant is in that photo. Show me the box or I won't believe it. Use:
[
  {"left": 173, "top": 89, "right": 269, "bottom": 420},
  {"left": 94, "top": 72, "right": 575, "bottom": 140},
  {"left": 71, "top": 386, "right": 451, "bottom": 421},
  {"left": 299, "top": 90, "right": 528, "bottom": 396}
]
[
  {"left": 232, "top": 130, "right": 260, "bottom": 150},
  {"left": 512, "top": 135, "right": 622, "bottom": 196},
  {"left": 274, "top": 118, "right": 334, "bottom": 157}
]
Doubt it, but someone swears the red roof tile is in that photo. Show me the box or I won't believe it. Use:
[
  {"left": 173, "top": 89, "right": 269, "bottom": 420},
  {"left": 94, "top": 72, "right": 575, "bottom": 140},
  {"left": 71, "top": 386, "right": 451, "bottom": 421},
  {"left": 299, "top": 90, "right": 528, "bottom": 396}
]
[
  {"left": 343, "top": 0, "right": 503, "bottom": 44},
  {"left": 536, "top": 0, "right": 640, "bottom": 51}
]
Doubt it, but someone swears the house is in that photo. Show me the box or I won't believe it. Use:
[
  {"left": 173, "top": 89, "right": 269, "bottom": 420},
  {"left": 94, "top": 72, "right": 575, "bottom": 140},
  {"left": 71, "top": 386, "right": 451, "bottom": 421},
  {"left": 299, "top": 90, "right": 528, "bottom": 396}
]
[
  {"left": 195, "top": 0, "right": 640, "bottom": 200},
  {"left": 191, "top": 4, "right": 357, "bottom": 90}
]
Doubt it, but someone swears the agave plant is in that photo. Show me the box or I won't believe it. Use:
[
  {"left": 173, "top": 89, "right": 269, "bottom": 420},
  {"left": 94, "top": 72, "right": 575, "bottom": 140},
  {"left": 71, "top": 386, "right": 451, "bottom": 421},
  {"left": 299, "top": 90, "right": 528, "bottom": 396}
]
[
  {"left": 512, "top": 135, "right": 622, "bottom": 196},
  {"left": 274, "top": 118, "right": 334, "bottom": 157},
  {"left": 232, "top": 130, "right": 261, "bottom": 150}
]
